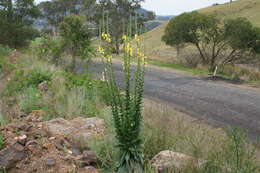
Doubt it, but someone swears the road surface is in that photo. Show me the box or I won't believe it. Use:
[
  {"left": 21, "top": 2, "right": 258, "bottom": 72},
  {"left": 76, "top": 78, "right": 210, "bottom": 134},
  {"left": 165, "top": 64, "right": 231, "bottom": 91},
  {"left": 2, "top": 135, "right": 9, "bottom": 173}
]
[{"left": 84, "top": 59, "right": 260, "bottom": 139}]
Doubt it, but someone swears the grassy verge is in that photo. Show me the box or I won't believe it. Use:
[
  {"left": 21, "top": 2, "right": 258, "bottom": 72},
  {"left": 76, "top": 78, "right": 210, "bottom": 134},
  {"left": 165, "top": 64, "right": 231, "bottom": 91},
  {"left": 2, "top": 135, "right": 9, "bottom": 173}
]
[
  {"left": 147, "top": 59, "right": 209, "bottom": 76},
  {"left": 147, "top": 59, "right": 260, "bottom": 87}
]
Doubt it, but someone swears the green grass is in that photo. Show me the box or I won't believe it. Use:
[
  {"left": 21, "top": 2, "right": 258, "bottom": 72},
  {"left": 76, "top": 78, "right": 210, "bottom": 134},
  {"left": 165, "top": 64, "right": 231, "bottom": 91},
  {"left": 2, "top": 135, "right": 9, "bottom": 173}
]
[
  {"left": 148, "top": 59, "right": 260, "bottom": 85},
  {"left": 147, "top": 59, "right": 209, "bottom": 76},
  {"left": 0, "top": 133, "right": 4, "bottom": 150}
]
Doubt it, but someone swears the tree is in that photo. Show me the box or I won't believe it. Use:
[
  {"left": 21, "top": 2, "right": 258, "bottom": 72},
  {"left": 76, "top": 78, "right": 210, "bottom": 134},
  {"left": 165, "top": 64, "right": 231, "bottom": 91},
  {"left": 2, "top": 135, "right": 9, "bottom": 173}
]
[
  {"left": 95, "top": 0, "right": 155, "bottom": 54},
  {"left": 0, "top": 0, "right": 40, "bottom": 48},
  {"left": 162, "top": 12, "right": 260, "bottom": 70},
  {"left": 38, "top": 0, "right": 96, "bottom": 33},
  {"left": 59, "top": 15, "right": 93, "bottom": 70}
]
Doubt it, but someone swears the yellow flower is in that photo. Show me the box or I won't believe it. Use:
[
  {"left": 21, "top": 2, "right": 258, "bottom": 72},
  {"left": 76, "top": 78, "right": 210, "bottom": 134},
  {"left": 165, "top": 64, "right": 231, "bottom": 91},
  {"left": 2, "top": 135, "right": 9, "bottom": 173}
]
[
  {"left": 101, "top": 32, "right": 112, "bottom": 42},
  {"left": 134, "top": 34, "right": 140, "bottom": 42},
  {"left": 129, "top": 47, "right": 133, "bottom": 56},
  {"left": 137, "top": 49, "right": 143, "bottom": 57},
  {"left": 122, "top": 35, "right": 127, "bottom": 41},
  {"left": 107, "top": 55, "right": 112, "bottom": 62},
  {"left": 98, "top": 46, "right": 105, "bottom": 55}
]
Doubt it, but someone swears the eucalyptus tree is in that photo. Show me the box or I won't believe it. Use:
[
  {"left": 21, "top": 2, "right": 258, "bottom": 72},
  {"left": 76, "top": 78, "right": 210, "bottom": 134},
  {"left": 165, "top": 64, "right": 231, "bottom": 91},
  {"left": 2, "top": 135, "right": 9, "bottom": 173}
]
[
  {"left": 95, "top": 0, "right": 155, "bottom": 54},
  {"left": 0, "top": 0, "right": 40, "bottom": 48}
]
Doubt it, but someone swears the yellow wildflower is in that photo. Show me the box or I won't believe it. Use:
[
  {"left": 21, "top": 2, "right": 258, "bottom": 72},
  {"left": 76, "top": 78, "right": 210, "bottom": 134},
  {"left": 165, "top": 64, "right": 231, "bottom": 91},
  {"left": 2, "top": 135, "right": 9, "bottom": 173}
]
[
  {"left": 101, "top": 32, "right": 112, "bottom": 42},
  {"left": 134, "top": 34, "right": 140, "bottom": 42},
  {"left": 98, "top": 46, "right": 105, "bottom": 55},
  {"left": 129, "top": 47, "right": 133, "bottom": 56},
  {"left": 122, "top": 35, "right": 127, "bottom": 41}
]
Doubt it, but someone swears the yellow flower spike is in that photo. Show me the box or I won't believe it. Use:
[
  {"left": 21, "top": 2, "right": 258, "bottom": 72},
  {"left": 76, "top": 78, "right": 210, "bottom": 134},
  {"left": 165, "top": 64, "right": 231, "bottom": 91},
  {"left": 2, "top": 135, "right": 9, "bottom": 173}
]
[
  {"left": 107, "top": 55, "right": 112, "bottom": 62},
  {"left": 129, "top": 47, "right": 133, "bottom": 56},
  {"left": 101, "top": 33, "right": 106, "bottom": 39},
  {"left": 134, "top": 34, "right": 140, "bottom": 42},
  {"left": 122, "top": 35, "right": 127, "bottom": 41}
]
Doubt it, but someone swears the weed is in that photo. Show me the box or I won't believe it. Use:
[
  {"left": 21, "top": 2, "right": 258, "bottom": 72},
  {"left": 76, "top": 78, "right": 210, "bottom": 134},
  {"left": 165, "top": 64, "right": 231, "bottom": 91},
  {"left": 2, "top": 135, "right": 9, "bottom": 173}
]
[
  {"left": 17, "top": 87, "right": 43, "bottom": 114},
  {"left": 4, "top": 69, "right": 51, "bottom": 96},
  {"left": 100, "top": 21, "right": 146, "bottom": 171}
]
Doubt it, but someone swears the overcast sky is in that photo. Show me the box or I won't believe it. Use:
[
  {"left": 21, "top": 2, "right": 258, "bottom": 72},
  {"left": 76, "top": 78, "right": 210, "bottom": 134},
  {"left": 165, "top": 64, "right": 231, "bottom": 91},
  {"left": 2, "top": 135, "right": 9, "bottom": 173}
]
[
  {"left": 141, "top": 0, "right": 231, "bottom": 15},
  {"left": 36, "top": 0, "right": 232, "bottom": 16}
]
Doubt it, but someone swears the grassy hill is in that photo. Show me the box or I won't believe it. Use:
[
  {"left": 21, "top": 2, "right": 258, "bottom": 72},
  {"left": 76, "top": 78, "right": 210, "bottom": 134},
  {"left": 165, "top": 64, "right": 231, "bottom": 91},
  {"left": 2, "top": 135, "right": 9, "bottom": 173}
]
[{"left": 143, "top": 0, "right": 260, "bottom": 63}]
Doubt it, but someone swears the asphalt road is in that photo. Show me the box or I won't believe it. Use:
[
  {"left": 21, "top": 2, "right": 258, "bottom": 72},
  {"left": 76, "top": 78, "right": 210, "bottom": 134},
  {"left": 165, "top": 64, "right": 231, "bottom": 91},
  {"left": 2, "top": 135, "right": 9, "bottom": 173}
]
[{"left": 85, "top": 60, "right": 260, "bottom": 139}]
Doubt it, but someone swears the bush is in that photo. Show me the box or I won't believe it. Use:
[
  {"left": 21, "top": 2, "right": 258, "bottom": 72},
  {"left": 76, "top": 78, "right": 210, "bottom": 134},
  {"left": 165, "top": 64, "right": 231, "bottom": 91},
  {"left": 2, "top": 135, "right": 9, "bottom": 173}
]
[
  {"left": 0, "top": 45, "right": 13, "bottom": 76},
  {"left": 18, "top": 87, "right": 43, "bottom": 114},
  {"left": 0, "top": 45, "right": 11, "bottom": 57},
  {"left": 4, "top": 69, "right": 52, "bottom": 96},
  {"left": 30, "top": 36, "right": 64, "bottom": 65}
]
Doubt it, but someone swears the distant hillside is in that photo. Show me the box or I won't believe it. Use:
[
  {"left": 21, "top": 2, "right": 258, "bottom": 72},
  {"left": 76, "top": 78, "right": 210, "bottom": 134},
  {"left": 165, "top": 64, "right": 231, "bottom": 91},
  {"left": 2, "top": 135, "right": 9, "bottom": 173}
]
[
  {"left": 143, "top": 0, "right": 260, "bottom": 62},
  {"left": 156, "top": 15, "right": 175, "bottom": 21}
]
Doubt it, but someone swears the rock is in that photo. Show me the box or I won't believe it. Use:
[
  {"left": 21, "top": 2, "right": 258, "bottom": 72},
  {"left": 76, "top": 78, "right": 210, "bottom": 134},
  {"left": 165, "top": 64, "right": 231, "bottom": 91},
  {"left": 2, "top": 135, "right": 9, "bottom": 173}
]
[
  {"left": 45, "top": 157, "right": 56, "bottom": 167},
  {"left": 151, "top": 150, "right": 204, "bottom": 171},
  {"left": 26, "top": 110, "right": 46, "bottom": 122},
  {"left": 82, "top": 166, "right": 100, "bottom": 173},
  {"left": 14, "top": 135, "right": 27, "bottom": 145},
  {"left": 25, "top": 140, "right": 38, "bottom": 147},
  {"left": 25, "top": 140, "right": 39, "bottom": 153},
  {"left": 0, "top": 143, "right": 27, "bottom": 169},
  {"left": 82, "top": 151, "right": 98, "bottom": 165},
  {"left": 41, "top": 117, "right": 105, "bottom": 142},
  {"left": 38, "top": 81, "right": 48, "bottom": 92},
  {"left": 43, "top": 142, "right": 56, "bottom": 151},
  {"left": 72, "top": 145, "right": 81, "bottom": 155}
]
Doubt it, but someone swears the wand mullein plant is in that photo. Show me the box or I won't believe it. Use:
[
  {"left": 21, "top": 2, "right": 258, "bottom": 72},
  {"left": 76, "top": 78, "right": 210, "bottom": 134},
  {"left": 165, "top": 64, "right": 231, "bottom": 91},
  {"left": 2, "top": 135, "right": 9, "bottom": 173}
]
[{"left": 99, "top": 26, "right": 147, "bottom": 172}]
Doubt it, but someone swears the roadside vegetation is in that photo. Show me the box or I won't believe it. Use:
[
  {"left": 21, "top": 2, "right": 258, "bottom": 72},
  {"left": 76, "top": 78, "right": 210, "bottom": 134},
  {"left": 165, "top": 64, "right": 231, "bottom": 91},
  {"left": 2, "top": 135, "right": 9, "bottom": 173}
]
[
  {"left": 0, "top": 0, "right": 260, "bottom": 172},
  {"left": 143, "top": 0, "right": 260, "bottom": 84}
]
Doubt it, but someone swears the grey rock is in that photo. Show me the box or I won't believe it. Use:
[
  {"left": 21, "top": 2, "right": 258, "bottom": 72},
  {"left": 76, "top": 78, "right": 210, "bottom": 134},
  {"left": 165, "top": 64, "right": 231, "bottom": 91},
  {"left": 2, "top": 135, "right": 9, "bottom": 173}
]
[
  {"left": 0, "top": 143, "right": 27, "bottom": 169},
  {"left": 45, "top": 157, "right": 56, "bottom": 167}
]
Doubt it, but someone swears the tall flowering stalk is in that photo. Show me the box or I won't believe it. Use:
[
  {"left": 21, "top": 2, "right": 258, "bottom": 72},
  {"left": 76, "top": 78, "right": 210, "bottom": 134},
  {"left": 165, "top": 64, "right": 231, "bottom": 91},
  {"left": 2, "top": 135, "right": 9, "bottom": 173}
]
[{"left": 99, "top": 25, "right": 147, "bottom": 172}]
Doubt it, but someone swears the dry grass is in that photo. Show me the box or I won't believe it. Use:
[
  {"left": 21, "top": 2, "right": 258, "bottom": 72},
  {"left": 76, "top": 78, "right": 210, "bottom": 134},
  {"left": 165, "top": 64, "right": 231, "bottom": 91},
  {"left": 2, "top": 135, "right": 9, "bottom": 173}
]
[
  {"left": 142, "top": 98, "right": 260, "bottom": 172},
  {"left": 90, "top": 98, "right": 260, "bottom": 172}
]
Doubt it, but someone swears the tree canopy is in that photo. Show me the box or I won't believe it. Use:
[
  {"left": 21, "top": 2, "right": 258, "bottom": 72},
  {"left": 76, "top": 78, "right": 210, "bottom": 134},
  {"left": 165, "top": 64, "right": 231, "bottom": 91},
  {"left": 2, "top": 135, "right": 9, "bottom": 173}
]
[
  {"left": 162, "top": 12, "right": 260, "bottom": 70},
  {"left": 59, "top": 14, "right": 94, "bottom": 70},
  {"left": 0, "top": 0, "right": 40, "bottom": 48},
  {"left": 95, "top": 0, "right": 155, "bottom": 54}
]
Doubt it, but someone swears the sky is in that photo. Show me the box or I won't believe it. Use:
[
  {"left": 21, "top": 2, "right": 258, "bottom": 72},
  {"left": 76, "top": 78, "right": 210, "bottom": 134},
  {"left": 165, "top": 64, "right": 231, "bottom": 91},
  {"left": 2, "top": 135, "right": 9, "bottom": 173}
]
[
  {"left": 36, "top": 0, "right": 232, "bottom": 16},
  {"left": 141, "top": 0, "right": 231, "bottom": 15}
]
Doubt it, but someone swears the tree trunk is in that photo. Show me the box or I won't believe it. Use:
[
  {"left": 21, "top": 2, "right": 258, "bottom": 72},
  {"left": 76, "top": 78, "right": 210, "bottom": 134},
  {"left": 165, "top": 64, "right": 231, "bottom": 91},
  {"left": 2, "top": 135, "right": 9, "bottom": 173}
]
[{"left": 195, "top": 44, "right": 207, "bottom": 64}]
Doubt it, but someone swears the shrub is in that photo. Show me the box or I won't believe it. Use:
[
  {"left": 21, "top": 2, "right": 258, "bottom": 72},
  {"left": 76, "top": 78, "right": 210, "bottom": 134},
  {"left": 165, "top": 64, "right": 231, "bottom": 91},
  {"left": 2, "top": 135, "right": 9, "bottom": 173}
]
[
  {"left": 4, "top": 69, "right": 52, "bottom": 96},
  {"left": 30, "top": 36, "right": 64, "bottom": 65},
  {"left": 0, "top": 45, "right": 14, "bottom": 76},
  {"left": 59, "top": 15, "right": 94, "bottom": 70},
  {"left": 0, "top": 45, "right": 11, "bottom": 57},
  {"left": 18, "top": 87, "right": 43, "bottom": 114}
]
